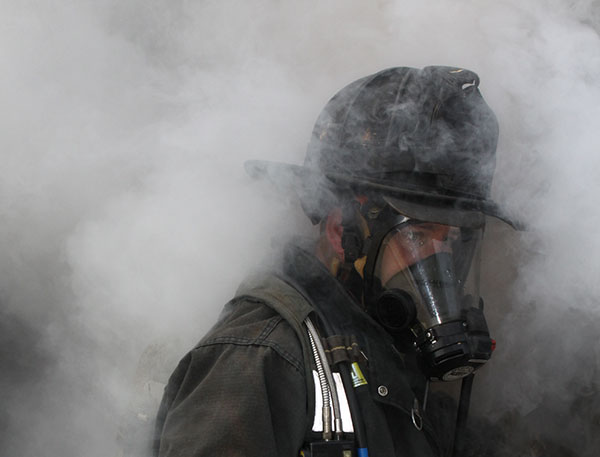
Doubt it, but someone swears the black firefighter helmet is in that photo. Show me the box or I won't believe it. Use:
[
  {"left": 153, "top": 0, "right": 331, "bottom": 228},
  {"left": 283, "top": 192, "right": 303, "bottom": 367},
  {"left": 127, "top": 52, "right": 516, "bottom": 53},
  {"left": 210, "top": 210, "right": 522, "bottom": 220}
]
[
  {"left": 247, "top": 66, "right": 517, "bottom": 228},
  {"left": 302, "top": 65, "right": 508, "bottom": 226},
  {"left": 246, "top": 66, "right": 520, "bottom": 381}
]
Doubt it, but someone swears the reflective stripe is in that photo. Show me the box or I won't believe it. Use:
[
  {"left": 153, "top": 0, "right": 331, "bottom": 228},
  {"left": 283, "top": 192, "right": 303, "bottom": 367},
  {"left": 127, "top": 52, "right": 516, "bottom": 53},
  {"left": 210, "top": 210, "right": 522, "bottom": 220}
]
[{"left": 311, "top": 370, "right": 354, "bottom": 433}]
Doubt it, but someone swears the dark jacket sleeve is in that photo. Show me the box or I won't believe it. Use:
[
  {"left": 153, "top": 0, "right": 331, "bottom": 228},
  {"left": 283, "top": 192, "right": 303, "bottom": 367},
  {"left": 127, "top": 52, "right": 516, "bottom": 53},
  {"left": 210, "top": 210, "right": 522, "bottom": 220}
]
[{"left": 154, "top": 303, "right": 310, "bottom": 457}]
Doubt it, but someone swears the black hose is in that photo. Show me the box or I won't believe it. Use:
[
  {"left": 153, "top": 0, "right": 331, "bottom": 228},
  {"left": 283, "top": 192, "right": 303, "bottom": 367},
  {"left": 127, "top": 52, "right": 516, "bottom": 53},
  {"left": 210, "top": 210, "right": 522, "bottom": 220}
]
[
  {"left": 316, "top": 313, "right": 369, "bottom": 452},
  {"left": 452, "top": 373, "right": 475, "bottom": 457}
]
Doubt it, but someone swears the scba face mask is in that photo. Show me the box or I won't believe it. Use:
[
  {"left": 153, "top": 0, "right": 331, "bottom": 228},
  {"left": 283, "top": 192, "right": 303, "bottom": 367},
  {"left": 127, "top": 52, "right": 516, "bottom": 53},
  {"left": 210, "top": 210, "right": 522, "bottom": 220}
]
[{"left": 367, "top": 218, "right": 494, "bottom": 382}]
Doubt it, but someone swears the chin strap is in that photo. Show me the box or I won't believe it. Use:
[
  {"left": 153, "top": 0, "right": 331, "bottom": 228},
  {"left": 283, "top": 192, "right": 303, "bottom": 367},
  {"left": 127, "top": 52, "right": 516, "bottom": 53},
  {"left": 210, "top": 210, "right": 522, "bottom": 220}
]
[
  {"left": 337, "top": 201, "right": 373, "bottom": 304},
  {"left": 340, "top": 202, "right": 370, "bottom": 265}
]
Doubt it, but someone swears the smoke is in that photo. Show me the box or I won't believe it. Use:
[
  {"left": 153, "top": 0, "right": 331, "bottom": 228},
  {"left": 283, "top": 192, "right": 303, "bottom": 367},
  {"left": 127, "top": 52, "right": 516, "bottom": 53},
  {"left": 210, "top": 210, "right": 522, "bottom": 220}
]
[{"left": 1, "top": 0, "right": 598, "bottom": 456}]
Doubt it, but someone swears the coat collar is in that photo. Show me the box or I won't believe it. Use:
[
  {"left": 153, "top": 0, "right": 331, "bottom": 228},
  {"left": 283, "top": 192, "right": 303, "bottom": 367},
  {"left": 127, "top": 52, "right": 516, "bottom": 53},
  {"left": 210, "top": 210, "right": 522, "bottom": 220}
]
[{"left": 279, "top": 241, "right": 427, "bottom": 413}]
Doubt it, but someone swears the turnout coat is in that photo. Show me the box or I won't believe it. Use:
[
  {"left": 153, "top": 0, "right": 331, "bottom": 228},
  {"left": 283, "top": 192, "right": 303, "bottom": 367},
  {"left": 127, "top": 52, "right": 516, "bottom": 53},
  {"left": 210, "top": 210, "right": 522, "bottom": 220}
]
[{"left": 153, "top": 243, "right": 455, "bottom": 456}]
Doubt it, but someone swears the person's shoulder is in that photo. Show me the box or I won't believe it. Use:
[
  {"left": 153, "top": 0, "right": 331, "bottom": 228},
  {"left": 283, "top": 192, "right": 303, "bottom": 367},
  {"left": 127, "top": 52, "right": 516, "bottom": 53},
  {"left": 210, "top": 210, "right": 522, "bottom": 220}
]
[
  {"left": 194, "top": 293, "right": 305, "bottom": 372},
  {"left": 199, "top": 296, "right": 285, "bottom": 345},
  {"left": 235, "top": 271, "right": 315, "bottom": 325}
]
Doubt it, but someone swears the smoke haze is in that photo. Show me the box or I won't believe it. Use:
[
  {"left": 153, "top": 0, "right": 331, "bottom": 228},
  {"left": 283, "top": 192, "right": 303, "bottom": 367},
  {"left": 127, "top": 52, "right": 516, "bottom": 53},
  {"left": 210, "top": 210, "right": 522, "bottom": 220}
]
[{"left": 1, "top": 1, "right": 599, "bottom": 456}]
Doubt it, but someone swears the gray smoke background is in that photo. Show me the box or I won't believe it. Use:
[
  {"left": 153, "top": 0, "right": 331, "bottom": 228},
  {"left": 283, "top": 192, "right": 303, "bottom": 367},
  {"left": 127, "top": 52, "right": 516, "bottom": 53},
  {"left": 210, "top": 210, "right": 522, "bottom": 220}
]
[{"left": 1, "top": 1, "right": 599, "bottom": 456}]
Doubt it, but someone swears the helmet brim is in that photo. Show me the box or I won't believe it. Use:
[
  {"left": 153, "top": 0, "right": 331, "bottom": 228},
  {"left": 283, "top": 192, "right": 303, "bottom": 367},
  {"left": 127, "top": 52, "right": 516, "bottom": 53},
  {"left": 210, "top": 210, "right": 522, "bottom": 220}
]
[{"left": 244, "top": 159, "right": 524, "bottom": 230}]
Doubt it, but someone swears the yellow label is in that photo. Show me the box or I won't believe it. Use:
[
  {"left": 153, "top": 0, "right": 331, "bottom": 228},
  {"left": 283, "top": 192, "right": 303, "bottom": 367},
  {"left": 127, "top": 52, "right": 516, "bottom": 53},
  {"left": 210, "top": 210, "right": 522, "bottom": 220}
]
[
  {"left": 351, "top": 362, "right": 368, "bottom": 387},
  {"left": 353, "top": 256, "right": 367, "bottom": 278}
]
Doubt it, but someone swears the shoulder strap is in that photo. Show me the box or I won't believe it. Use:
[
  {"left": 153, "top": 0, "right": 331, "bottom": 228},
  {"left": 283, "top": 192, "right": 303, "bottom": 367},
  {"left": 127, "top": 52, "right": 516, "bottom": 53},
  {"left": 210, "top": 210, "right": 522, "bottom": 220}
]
[
  {"left": 235, "top": 273, "right": 317, "bottom": 443},
  {"left": 236, "top": 273, "right": 314, "bottom": 329}
]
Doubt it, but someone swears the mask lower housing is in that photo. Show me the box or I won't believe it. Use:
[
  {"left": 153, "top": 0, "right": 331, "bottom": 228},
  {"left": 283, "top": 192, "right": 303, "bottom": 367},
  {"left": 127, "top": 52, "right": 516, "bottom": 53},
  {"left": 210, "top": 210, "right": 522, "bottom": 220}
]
[{"left": 411, "top": 303, "right": 494, "bottom": 381}]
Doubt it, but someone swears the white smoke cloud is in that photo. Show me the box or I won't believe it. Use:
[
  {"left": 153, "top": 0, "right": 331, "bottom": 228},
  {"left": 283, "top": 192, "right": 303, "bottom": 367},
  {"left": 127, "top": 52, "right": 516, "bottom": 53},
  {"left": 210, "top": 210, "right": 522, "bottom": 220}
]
[{"left": 1, "top": 1, "right": 598, "bottom": 456}]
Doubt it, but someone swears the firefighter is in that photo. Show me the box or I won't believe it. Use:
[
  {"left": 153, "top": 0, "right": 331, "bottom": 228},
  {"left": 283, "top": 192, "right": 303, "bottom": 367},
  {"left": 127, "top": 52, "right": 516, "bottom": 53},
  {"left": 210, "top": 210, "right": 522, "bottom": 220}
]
[{"left": 153, "top": 66, "right": 520, "bottom": 457}]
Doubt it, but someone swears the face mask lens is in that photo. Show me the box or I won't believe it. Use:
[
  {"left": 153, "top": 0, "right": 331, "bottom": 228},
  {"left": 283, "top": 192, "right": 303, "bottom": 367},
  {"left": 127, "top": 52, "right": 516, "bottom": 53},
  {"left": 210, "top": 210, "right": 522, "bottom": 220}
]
[{"left": 373, "top": 222, "right": 483, "bottom": 329}]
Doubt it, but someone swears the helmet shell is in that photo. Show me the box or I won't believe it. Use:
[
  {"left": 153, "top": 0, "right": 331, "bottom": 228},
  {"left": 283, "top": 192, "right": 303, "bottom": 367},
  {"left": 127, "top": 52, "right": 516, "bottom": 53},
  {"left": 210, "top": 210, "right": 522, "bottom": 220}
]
[{"left": 304, "top": 66, "right": 500, "bottom": 223}]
